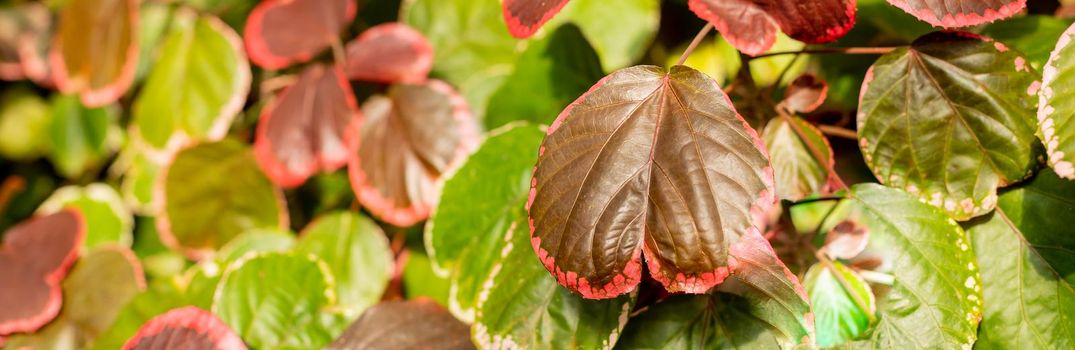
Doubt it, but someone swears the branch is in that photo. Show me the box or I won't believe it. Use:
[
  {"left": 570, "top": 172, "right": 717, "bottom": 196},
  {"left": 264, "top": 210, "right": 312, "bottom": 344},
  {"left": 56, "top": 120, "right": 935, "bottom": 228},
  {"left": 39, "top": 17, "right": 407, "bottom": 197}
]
[
  {"left": 752, "top": 46, "right": 898, "bottom": 59},
  {"left": 818, "top": 125, "right": 858, "bottom": 140}
]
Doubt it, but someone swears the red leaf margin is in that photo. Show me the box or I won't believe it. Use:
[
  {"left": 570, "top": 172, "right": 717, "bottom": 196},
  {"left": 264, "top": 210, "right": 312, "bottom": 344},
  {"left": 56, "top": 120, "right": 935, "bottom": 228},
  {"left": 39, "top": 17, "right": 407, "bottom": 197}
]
[
  {"left": 887, "top": 0, "right": 1026, "bottom": 28},
  {"left": 48, "top": 0, "right": 139, "bottom": 107},
  {"left": 502, "top": 0, "right": 571, "bottom": 39},
  {"left": 122, "top": 306, "right": 247, "bottom": 350},
  {"left": 244, "top": 0, "right": 357, "bottom": 69},
  {"left": 344, "top": 23, "right": 434, "bottom": 84}
]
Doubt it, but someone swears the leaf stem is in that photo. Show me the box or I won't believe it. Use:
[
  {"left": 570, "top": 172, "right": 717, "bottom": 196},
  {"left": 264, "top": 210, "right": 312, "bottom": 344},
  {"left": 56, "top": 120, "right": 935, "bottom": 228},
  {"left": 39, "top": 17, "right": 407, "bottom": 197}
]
[
  {"left": 815, "top": 249, "right": 878, "bottom": 324},
  {"left": 818, "top": 125, "right": 858, "bottom": 140},
  {"left": 752, "top": 46, "right": 898, "bottom": 59},
  {"left": 676, "top": 23, "right": 714, "bottom": 66}
]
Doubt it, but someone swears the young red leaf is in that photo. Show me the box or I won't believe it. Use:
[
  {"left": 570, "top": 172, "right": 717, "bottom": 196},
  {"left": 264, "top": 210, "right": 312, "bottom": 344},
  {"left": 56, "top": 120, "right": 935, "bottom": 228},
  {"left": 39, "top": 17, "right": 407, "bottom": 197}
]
[
  {"left": 327, "top": 300, "right": 473, "bottom": 350},
  {"left": 244, "top": 0, "right": 356, "bottom": 69},
  {"left": 781, "top": 74, "right": 829, "bottom": 113},
  {"left": 888, "top": 0, "right": 1025, "bottom": 27},
  {"left": 349, "top": 81, "right": 479, "bottom": 227},
  {"left": 50, "top": 0, "right": 139, "bottom": 107},
  {"left": 502, "top": 0, "right": 571, "bottom": 39},
  {"left": 254, "top": 64, "right": 361, "bottom": 188},
  {"left": 344, "top": 23, "right": 433, "bottom": 84},
  {"left": 527, "top": 65, "right": 776, "bottom": 299},
  {"left": 122, "top": 307, "right": 246, "bottom": 350},
  {"left": 822, "top": 220, "right": 869, "bottom": 260},
  {"left": 0, "top": 210, "right": 85, "bottom": 335},
  {"left": 688, "top": 0, "right": 856, "bottom": 56}
]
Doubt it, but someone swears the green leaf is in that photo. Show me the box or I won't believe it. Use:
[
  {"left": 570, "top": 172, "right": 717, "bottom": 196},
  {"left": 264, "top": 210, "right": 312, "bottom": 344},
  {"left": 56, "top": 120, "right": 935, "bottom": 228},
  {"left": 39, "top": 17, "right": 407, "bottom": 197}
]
[
  {"left": 763, "top": 116, "right": 835, "bottom": 201},
  {"left": 426, "top": 122, "right": 544, "bottom": 321},
  {"left": 217, "top": 228, "right": 295, "bottom": 262},
  {"left": 158, "top": 139, "right": 288, "bottom": 259},
  {"left": 213, "top": 252, "right": 341, "bottom": 349},
  {"left": 0, "top": 88, "right": 51, "bottom": 161},
  {"left": 474, "top": 214, "right": 635, "bottom": 349},
  {"left": 1038, "top": 23, "right": 1075, "bottom": 180},
  {"left": 294, "top": 211, "right": 393, "bottom": 318},
  {"left": 846, "top": 184, "right": 982, "bottom": 348},
  {"left": 485, "top": 25, "right": 604, "bottom": 130},
  {"left": 36, "top": 184, "right": 133, "bottom": 249},
  {"left": 51, "top": 0, "right": 138, "bottom": 107},
  {"left": 804, "top": 262, "right": 875, "bottom": 347},
  {"left": 980, "top": 15, "right": 1072, "bottom": 72},
  {"left": 551, "top": 0, "right": 659, "bottom": 70},
  {"left": 119, "top": 151, "right": 162, "bottom": 215},
  {"left": 134, "top": 11, "right": 249, "bottom": 150},
  {"left": 857, "top": 31, "right": 1041, "bottom": 220},
  {"left": 402, "top": 250, "right": 451, "bottom": 306},
  {"left": 46, "top": 94, "right": 119, "bottom": 179},
  {"left": 964, "top": 169, "right": 1075, "bottom": 349}
]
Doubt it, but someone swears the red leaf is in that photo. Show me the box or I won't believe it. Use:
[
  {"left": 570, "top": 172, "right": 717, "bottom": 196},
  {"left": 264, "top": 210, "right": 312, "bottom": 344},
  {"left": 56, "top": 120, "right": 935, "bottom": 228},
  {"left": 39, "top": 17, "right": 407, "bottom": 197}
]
[
  {"left": 348, "top": 81, "right": 479, "bottom": 227},
  {"left": 887, "top": 0, "right": 1025, "bottom": 27},
  {"left": 781, "top": 74, "right": 829, "bottom": 113},
  {"left": 255, "top": 64, "right": 362, "bottom": 188},
  {"left": 688, "top": 0, "right": 856, "bottom": 55},
  {"left": 0, "top": 210, "right": 85, "bottom": 335},
  {"left": 244, "top": 0, "right": 356, "bottom": 69},
  {"left": 122, "top": 307, "right": 246, "bottom": 350},
  {"left": 502, "top": 0, "right": 572, "bottom": 39},
  {"left": 344, "top": 23, "right": 433, "bottom": 84}
]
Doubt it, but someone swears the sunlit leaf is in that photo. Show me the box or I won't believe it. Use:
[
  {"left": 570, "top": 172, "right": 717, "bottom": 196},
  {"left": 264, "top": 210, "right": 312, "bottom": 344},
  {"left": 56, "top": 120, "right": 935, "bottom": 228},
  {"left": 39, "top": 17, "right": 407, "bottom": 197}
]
[
  {"left": 965, "top": 170, "right": 1075, "bottom": 349},
  {"left": 857, "top": 31, "right": 1040, "bottom": 220},
  {"left": 328, "top": 300, "right": 473, "bottom": 350},
  {"left": 344, "top": 23, "right": 433, "bottom": 84},
  {"left": 528, "top": 65, "right": 774, "bottom": 298},
  {"left": 349, "top": 81, "right": 479, "bottom": 226},
  {"left": 216, "top": 229, "right": 294, "bottom": 262},
  {"left": 123, "top": 306, "right": 246, "bottom": 350},
  {"left": 1038, "top": 23, "right": 1075, "bottom": 180},
  {"left": 294, "top": 211, "right": 393, "bottom": 318},
  {"left": 254, "top": 64, "right": 360, "bottom": 188},
  {"left": 243, "top": 0, "right": 354, "bottom": 69},
  {"left": 550, "top": 0, "right": 660, "bottom": 70},
  {"left": 51, "top": 0, "right": 139, "bottom": 107},
  {"left": 763, "top": 116, "right": 835, "bottom": 201},
  {"left": 804, "top": 262, "right": 874, "bottom": 347},
  {"left": 0, "top": 88, "right": 51, "bottom": 161},
  {"left": 37, "top": 184, "right": 132, "bottom": 249},
  {"left": 687, "top": 0, "right": 856, "bottom": 55},
  {"left": 46, "top": 94, "right": 120, "bottom": 179},
  {"left": 0, "top": 210, "right": 84, "bottom": 335},
  {"left": 887, "top": 0, "right": 1025, "bottom": 27}
]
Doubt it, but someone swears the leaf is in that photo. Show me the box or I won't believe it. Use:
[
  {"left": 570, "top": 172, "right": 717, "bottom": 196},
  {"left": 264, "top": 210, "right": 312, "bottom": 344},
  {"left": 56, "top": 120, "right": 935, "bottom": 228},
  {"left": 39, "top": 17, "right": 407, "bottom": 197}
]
[
  {"left": 527, "top": 65, "right": 774, "bottom": 298},
  {"left": 485, "top": 24, "right": 604, "bottom": 130},
  {"left": 294, "top": 211, "right": 393, "bottom": 318},
  {"left": 857, "top": 31, "right": 1040, "bottom": 220},
  {"left": 804, "top": 262, "right": 874, "bottom": 347},
  {"left": 122, "top": 307, "right": 246, "bottom": 350},
  {"left": 0, "top": 88, "right": 51, "bottom": 161},
  {"left": 349, "top": 81, "right": 479, "bottom": 226},
  {"left": 243, "top": 0, "right": 354, "bottom": 69},
  {"left": 616, "top": 233, "right": 813, "bottom": 349},
  {"left": 0, "top": 2, "right": 51, "bottom": 83},
  {"left": 0, "top": 210, "right": 84, "bottom": 335},
  {"left": 50, "top": 0, "right": 139, "bottom": 107},
  {"left": 427, "top": 122, "right": 545, "bottom": 321},
  {"left": 327, "top": 300, "right": 473, "bottom": 350},
  {"left": 37, "top": 184, "right": 133, "bottom": 249},
  {"left": 1038, "top": 23, "right": 1075, "bottom": 180},
  {"left": 687, "top": 0, "right": 856, "bottom": 55},
  {"left": 823, "top": 220, "right": 870, "bottom": 260},
  {"left": 763, "top": 116, "right": 835, "bottom": 201},
  {"left": 89, "top": 278, "right": 189, "bottom": 350},
  {"left": 212, "top": 252, "right": 340, "bottom": 349},
  {"left": 344, "top": 23, "right": 433, "bottom": 84},
  {"left": 549, "top": 0, "right": 660, "bottom": 70},
  {"left": 964, "top": 169, "right": 1075, "bottom": 349},
  {"left": 474, "top": 213, "right": 635, "bottom": 350},
  {"left": 782, "top": 74, "right": 829, "bottom": 113},
  {"left": 158, "top": 139, "right": 288, "bottom": 260},
  {"left": 980, "top": 15, "right": 1073, "bottom": 72},
  {"left": 887, "top": 0, "right": 1026, "bottom": 27},
  {"left": 120, "top": 152, "right": 162, "bottom": 215},
  {"left": 254, "top": 64, "right": 361, "bottom": 188},
  {"left": 46, "top": 94, "right": 120, "bottom": 179},
  {"left": 216, "top": 229, "right": 295, "bottom": 262},
  {"left": 402, "top": 251, "right": 451, "bottom": 307},
  {"left": 846, "top": 184, "right": 982, "bottom": 348},
  {"left": 134, "top": 11, "right": 250, "bottom": 151},
  {"left": 501, "top": 0, "right": 570, "bottom": 39}
]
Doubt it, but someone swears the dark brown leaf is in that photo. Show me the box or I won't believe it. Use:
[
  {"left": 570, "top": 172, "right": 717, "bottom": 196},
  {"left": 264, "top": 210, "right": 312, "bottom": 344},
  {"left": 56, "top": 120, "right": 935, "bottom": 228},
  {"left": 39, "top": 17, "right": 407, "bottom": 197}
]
[
  {"left": 122, "top": 307, "right": 246, "bottom": 350},
  {"left": 688, "top": 0, "right": 856, "bottom": 55},
  {"left": 0, "top": 210, "right": 85, "bottom": 335},
  {"left": 327, "top": 300, "right": 474, "bottom": 350}
]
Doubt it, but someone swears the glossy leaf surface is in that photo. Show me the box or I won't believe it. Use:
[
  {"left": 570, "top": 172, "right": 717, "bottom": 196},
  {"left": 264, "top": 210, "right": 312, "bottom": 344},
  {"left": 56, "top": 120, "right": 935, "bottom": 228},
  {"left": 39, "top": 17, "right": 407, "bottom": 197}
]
[
  {"left": 687, "top": 0, "right": 856, "bottom": 55},
  {"left": 1038, "top": 23, "right": 1075, "bottom": 179},
  {"left": 344, "top": 23, "right": 433, "bottom": 84},
  {"left": 243, "top": 0, "right": 354, "bottom": 69},
  {"left": 123, "top": 307, "right": 246, "bottom": 350},
  {"left": 762, "top": 116, "right": 835, "bottom": 201},
  {"left": 887, "top": 0, "right": 1025, "bottom": 27},
  {"left": 858, "top": 31, "right": 1040, "bottom": 220},
  {"left": 528, "top": 65, "right": 774, "bottom": 298},
  {"left": 294, "top": 211, "right": 393, "bottom": 318},
  {"left": 327, "top": 300, "right": 473, "bottom": 350},
  {"left": 0, "top": 210, "right": 84, "bottom": 335},
  {"left": 51, "top": 0, "right": 138, "bottom": 107}
]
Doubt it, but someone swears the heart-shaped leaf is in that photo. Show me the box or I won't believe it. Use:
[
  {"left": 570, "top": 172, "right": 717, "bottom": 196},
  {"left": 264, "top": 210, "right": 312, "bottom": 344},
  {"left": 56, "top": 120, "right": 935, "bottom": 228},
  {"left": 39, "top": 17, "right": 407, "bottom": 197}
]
[
  {"left": 134, "top": 11, "right": 250, "bottom": 151},
  {"left": 243, "top": 0, "right": 355, "bottom": 69},
  {"left": 781, "top": 74, "right": 829, "bottom": 113},
  {"left": 887, "top": 0, "right": 1026, "bottom": 27},
  {"left": 763, "top": 116, "right": 836, "bottom": 201},
  {"left": 858, "top": 31, "right": 1040, "bottom": 220},
  {"left": 344, "top": 23, "right": 433, "bottom": 84},
  {"left": 0, "top": 210, "right": 84, "bottom": 335},
  {"left": 527, "top": 65, "right": 774, "bottom": 298},
  {"left": 123, "top": 307, "right": 246, "bottom": 350},
  {"left": 46, "top": 94, "right": 120, "bottom": 179},
  {"left": 965, "top": 169, "right": 1075, "bottom": 348},
  {"left": 687, "top": 0, "right": 856, "bottom": 55},
  {"left": 294, "top": 211, "right": 393, "bottom": 318},
  {"left": 804, "top": 262, "right": 875, "bottom": 347},
  {"left": 37, "top": 184, "right": 133, "bottom": 249},
  {"left": 501, "top": 0, "right": 570, "bottom": 39},
  {"left": 158, "top": 139, "right": 289, "bottom": 259},
  {"left": 254, "top": 64, "right": 361, "bottom": 188},
  {"left": 327, "top": 300, "right": 473, "bottom": 350},
  {"left": 50, "top": 0, "right": 139, "bottom": 107},
  {"left": 349, "top": 80, "right": 479, "bottom": 227},
  {"left": 1038, "top": 22, "right": 1075, "bottom": 180}
]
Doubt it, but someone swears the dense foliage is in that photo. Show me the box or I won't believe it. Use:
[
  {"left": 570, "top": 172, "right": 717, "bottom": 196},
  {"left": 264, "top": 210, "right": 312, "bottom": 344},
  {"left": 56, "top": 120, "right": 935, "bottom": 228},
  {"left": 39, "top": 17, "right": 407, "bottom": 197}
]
[{"left": 0, "top": 0, "right": 1073, "bottom": 349}]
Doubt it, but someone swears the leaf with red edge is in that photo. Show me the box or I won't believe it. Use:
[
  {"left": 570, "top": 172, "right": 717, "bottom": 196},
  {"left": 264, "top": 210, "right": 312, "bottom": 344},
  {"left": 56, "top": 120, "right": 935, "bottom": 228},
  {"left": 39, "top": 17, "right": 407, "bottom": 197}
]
[
  {"left": 502, "top": 0, "right": 571, "bottom": 39},
  {"left": 781, "top": 74, "right": 829, "bottom": 113},
  {"left": 349, "top": 81, "right": 479, "bottom": 227},
  {"left": 50, "top": 0, "right": 139, "bottom": 107},
  {"left": 243, "top": 0, "right": 356, "bottom": 69},
  {"left": 0, "top": 2, "right": 51, "bottom": 84},
  {"left": 0, "top": 210, "right": 85, "bottom": 335},
  {"left": 687, "top": 0, "right": 856, "bottom": 55},
  {"left": 887, "top": 0, "right": 1026, "bottom": 27},
  {"left": 327, "top": 300, "right": 473, "bottom": 350},
  {"left": 122, "top": 307, "right": 246, "bottom": 350},
  {"left": 527, "top": 65, "right": 775, "bottom": 299},
  {"left": 254, "top": 64, "right": 361, "bottom": 188},
  {"left": 344, "top": 23, "right": 433, "bottom": 84}
]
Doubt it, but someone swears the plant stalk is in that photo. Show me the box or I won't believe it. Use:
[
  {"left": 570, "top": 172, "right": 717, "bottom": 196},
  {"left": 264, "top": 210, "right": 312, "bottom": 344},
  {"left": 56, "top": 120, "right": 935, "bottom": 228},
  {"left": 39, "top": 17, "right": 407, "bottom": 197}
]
[
  {"left": 676, "top": 23, "right": 714, "bottom": 66},
  {"left": 752, "top": 46, "right": 898, "bottom": 59}
]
